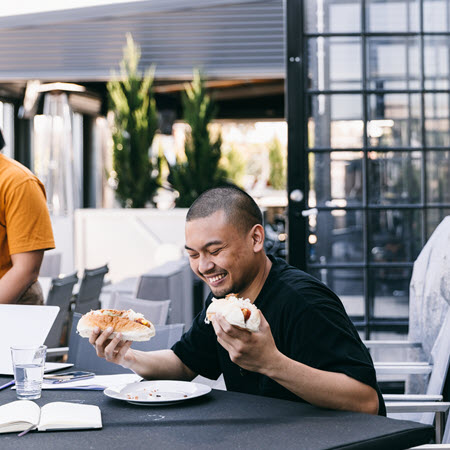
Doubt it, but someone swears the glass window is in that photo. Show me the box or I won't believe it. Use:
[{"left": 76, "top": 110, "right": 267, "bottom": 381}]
[
  {"left": 427, "top": 208, "right": 450, "bottom": 239},
  {"left": 309, "top": 151, "right": 363, "bottom": 207},
  {"left": 371, "top": 267, "right": 411, "bottom": 319},
  {"left": 367, "top": 37, "right": 420, "bottom": 90},
  {"left": 366, "top": 0, "right": 420, "bottom": 32},
  {"left": 308, "top": 37, "right": 362, "bottom": 91},
  {"left": 427, "top": 151, "right": 450, "bottom": 204},
  {"left": 368, "top": 151, "right": 422, "bottom": 205},
  {"left": 308, "top": 210, "right": 364, "bottom": 264},
  {"left": 424, "top": 36, "right": 450, "bottom": 90},
  {"left": 368, "top": 94, "right": 422, "bottom": 147},
  {"left": 310, "top": 268, "right": 365, "bottom": 317},
  {"left": 308, "top": 94, "right": 363, "bottom": 148},
  {"left": 368, "top": 209, "right": 422, "bottom": 263},
  {"left": 425, "top": 94, "right": 450, "bottom": 147},
  {"left": 423, "top": 0, "right": 450, "bottom": 32},
  {"left": 305, "top": 0, "right": 361, "bottom": 33}
]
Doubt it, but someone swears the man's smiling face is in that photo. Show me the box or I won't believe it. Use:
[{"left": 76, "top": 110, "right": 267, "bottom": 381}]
[{"left": 185, "top": 210, "right": 258, "bottom": 298}]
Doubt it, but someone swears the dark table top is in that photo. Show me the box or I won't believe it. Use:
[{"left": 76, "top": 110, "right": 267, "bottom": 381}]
[{"left": 0, "top": 374, "right": 433, "bottom": 450}]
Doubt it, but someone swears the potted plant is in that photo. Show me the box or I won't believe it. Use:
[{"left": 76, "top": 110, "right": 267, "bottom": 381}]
[
  {"left": 107, "top": 33, "right": 160, "bottom": 207},
  {"left": 169, "top": 70, "right": 227, "bottom": 207}
]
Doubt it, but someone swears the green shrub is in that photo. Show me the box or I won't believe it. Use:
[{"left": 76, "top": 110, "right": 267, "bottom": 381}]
[
  {"left": 107, "top": 33, "right": 160, "bottom": 207},
  {"left": 169, "top": 70, "right": 227, "bottom": 207}
]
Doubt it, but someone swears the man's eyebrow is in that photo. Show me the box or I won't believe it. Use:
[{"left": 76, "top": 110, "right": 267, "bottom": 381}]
[{"left": 184, "top": 240, "right": 223, "bottom": 251}]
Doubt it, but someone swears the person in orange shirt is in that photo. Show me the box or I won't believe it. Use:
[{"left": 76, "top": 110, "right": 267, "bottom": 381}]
[{"left": 0, "top": 129, "right": 55, "bottom": 304}]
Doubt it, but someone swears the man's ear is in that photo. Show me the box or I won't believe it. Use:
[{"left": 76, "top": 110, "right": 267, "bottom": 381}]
[{"left": 250, "top": 224, "right": 265, "bottom": 252}]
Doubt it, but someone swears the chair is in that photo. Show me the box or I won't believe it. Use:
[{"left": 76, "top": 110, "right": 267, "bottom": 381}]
[
  {"left": 109, "top": 292, "right": 171, "bottom": 325},
  {"left": 364, "top": 217, "right": 450, "bottom": 442},
  {"left": 366, "top": 216, "right": 450, "bottom": 391},
  {"left": 383, "top": 308, "right": 450, "bottom": 443},
  {"left": 73, "top": 264, "right": 109, "bottom": 314},
  {"left": 135, "top": 257, "right": 194, "bottom": 325},
  {"left": 44, "top": 272, "right": 78, "bottom": 348},
  {"left": 65, "top": 313, "right": 184, "bottom": 374},
  {"left": 39, "top": 252, "right": 62, "bottom": 278}
]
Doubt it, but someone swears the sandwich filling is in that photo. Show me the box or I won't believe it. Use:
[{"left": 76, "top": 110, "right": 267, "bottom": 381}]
[
  {"left": 91, "top": 309, "right": 152, "bottom": 328},
  {"left": 205, "top": 293, "right": 260, "bottom": 332}
]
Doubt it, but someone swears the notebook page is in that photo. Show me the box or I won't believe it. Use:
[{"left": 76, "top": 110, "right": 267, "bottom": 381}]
[
  {"left": 0, "top": 400, "right": 40, "bottom": 433},
  {"left": 38, "top": 402, "right": 102, "bottom": 431}
]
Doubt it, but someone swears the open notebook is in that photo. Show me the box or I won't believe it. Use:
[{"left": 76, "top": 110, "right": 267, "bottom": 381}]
[{"left": 0, "top": 400, "right": 102, "bottom": 433}]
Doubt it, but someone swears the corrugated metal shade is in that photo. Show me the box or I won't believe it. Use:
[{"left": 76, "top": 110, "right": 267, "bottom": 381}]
[{"left": 0, "top": 0, "right": 284, "bottom": 81}]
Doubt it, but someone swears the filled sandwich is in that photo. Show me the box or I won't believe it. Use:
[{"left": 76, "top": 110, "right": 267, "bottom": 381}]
[
  {"left": 205, "top": 293, "right": 260, "bottom": 332},
  {"left": 77, "top": 309, "right": 155, "bottom": 341}
]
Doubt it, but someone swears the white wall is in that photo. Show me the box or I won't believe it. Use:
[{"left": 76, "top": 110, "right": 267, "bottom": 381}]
[
  {"left": 50, "top": 214, "right": 75, "bottom": 275},
  {"left": 74, "top": 208, "right": 188, "bottom": 282}
]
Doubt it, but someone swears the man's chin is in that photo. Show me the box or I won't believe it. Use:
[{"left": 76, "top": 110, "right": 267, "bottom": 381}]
[{"left": 210, "top": 287, "right": 233, "bottom": 298}]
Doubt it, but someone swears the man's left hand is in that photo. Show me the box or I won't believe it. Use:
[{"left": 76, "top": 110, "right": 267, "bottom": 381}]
[{"left": 212, "top": 311, "right": 280, "bottom": 374}]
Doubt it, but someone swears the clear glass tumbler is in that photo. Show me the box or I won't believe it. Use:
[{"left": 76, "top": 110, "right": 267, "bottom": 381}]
[{"left": 10, "top": 345, "right": 47, "bottom": 400}]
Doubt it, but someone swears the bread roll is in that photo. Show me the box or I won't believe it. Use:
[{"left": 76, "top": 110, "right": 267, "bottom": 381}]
[
  {"left": 205, "top": 294, "right": 260, "bottom": 332},
  {"left": 77, "top": 309, "right": 155, "bottom": 341}
]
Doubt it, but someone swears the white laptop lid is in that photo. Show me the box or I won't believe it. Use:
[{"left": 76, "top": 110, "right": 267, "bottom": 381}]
[{"left": 0, "top": 305, "right": 59, "bottom": 375}]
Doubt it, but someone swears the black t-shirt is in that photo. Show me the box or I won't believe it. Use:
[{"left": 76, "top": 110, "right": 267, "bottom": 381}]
[{"left": 172, "top": 256, "right": 386, "bottom": 416}]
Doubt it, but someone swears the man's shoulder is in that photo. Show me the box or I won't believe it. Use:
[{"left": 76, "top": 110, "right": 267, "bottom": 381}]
[
  {"left": 0, "top": 154, "right": 41, "bottom": 190},
  {"left": 269, "top": 257, "right": 324, "bottom": 293},
  {"left": 267, "top": 257, "right": 341, "bottom": 308}
]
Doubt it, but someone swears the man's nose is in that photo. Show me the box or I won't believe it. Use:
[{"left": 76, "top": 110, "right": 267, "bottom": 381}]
[{"left": 198, "top": 254, "right": 214, "bottom": 274}]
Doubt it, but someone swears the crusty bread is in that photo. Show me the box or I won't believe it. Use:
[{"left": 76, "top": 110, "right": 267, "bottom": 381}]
[
  {"left": 205, "top": 295, "right": 260, "bottom": 332},
  {"left": 77, "top": 310, "right": 155, "bottom": 341}
]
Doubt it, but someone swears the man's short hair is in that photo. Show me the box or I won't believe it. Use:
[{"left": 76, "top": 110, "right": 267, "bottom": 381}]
[{"left": 186, "top": 186, "right": 263, "bottom": 232}]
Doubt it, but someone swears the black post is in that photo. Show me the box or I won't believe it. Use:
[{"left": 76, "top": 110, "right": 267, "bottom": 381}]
[
  {"left": 83, "top": 114, "right": 94, "bottom": 208},
  {"left": 13, "top": 106, "right": 32, "bottom": 168},
  {"left": 286, "top": 0, "right": 308, "bottom": 270}
]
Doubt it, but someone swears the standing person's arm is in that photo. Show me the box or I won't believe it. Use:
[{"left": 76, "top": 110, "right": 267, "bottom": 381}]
[{"left": 0, "top": 251, "right": 44, "bottom": 303}]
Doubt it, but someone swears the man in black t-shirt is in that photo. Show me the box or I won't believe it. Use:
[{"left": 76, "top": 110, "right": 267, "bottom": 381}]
[{"left": 91, "top": 186, "right": 385, "bottom": 415}]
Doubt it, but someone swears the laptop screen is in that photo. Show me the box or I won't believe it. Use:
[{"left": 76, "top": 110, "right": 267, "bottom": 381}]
[{"left": 0, "top": 305, "right": 59, "bottom": 375}]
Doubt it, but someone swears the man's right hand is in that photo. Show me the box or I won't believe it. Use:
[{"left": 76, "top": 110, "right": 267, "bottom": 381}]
[
  {"left": 89, "top": 328, "right": 197, "bottom": 382},
  {"left": 89, "top": 327, "right": 135, "bottom": 368}
]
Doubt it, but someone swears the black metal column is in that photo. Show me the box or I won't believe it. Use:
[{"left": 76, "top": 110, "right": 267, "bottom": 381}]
[{"left": 286, "top": 0, "right": 308, "bottom": 270}]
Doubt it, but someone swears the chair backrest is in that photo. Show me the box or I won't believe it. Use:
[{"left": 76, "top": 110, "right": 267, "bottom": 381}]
[
  {"left": 409, "top": 216, "right": 450, "bottom": 357},
  {"left": 74, "top": 264, "right": 109, "bottom": 314},
  {"left": 110, "top": 292, "right": 171, "bottom": 325},
  {"left": 67, "top": 313, "right": 185, "bottom": 374},
  {"left": 406, "top": 216, "right": 450, "bottom": 395},
  {"left": 420, "top": 309, "right": 450, "bottom": 425},
  {"left": 135, "top": 257, "right": 193, "bottom": 325},
  {"left": 44, "top": 272, "right": 79, "bottom": 348},
  {"left": 39, "top": 252, "right": 62, "bottom": 278}
]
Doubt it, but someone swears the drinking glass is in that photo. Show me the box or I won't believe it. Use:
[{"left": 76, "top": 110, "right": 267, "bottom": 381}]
[{"left": 10, "top": 345, "right": 47, "bottom": 399}]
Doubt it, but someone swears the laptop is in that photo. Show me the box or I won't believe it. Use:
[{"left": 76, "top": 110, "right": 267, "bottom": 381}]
[{"left": 0, "top": 305, "right": 72, "bottom": 375}]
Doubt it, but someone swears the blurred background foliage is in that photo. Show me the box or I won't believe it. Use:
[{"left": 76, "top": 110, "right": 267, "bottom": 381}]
[{"left": 107, "top": 33, "right": 160, "bottom": 207}]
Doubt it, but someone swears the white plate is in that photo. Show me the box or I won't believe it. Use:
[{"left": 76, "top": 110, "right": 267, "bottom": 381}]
[{"left": 104, "top": 380, "right": 212, "bottom": 405}]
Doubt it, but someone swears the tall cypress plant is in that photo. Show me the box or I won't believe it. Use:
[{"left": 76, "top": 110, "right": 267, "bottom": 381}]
[
  {"left": 107, "top": 33, "right": 159, "bottom": 207},
  {"left": 169, "top": 70, "right": 227, "bottom": 207}
]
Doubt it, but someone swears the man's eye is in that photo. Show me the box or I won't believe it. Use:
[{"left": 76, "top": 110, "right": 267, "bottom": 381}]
[
  {"left": 210, "top": 248, "right": 221, "bottom": 255},
  {"left": 188, "top": 253, "right": 199, "bottom": 259}
]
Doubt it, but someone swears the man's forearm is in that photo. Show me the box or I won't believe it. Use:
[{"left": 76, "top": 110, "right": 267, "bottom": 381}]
[
  {"left": 0, "top": 251, "right": 44, "bottom": 304},
  {"left": 0, "top": 266, "right": 35, "bottom": 304},
  {"left": 126, "top": 349, "right": 196, "bottom": 381},
  {"left": 263, "top": 352, "right": 379, "bottom": 415}
]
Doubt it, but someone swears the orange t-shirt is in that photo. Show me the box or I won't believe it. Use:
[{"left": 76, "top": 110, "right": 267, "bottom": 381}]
[{"left": 0, "top": 154, "right": 55, "bottom": 278}]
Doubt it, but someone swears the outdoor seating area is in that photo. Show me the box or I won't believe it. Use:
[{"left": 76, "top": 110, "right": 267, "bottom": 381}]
[{"left": 1, "top": 0, "right": 450, "bottom": 449}]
